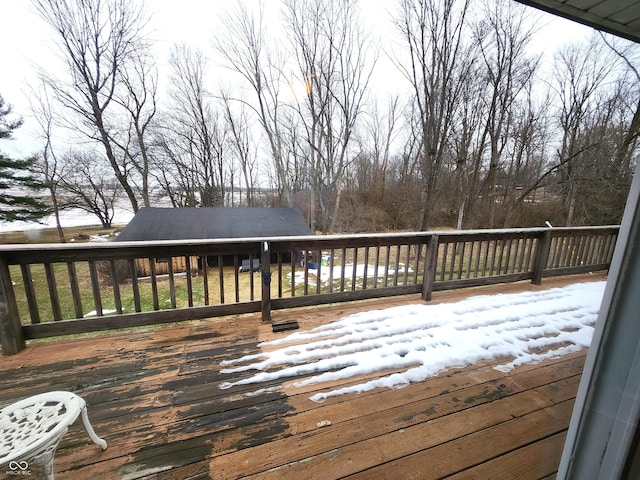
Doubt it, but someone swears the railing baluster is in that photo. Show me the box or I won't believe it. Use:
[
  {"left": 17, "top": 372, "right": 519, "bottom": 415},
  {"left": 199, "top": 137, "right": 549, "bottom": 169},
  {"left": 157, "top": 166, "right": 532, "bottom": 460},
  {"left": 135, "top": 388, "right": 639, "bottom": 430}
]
[
  {"left": 578, "top": 235, "right": 588, "bottom": 266},
  {"left": 44, "top": 263, "right": 62, "bottom": 321},
  {"left": 352, "top": 248, "right": 358, "bottom": 291},
  {"left": 261, "top": 241, "right": 271, "bottom": 322},
  {"left": 384, "top": 245, "right": 391, "bottom": 287},
  {"left": 482, "top": 240, "right": 490, "bottom": 276},
  {"left": 555, "top": 236, "right": 566, "bottom": 269},
  {"left": 457, "top": 241, "right": 466, "bottom": 279},
  {"left": 234, "top": 256, "right": 240, "bottom": 303},
  {"left": 67, "top": 262, "right": 83, "bottom": 319},
  {"left": 448, "top": 242, "right": 456, "bottom": 281},
  {"left": 315, "top": 248, "right": 322, "bottom": 294},
  {"left": 473, "top": 241, "right": 482, "bottom": 278},
  {"left": 440, "top": 242, "right": 448, "bottom": 281},
  {"left": 88, "top": 261, "right": 103, "bottom": 316},
  {"left": 600, "top": 233, "right": 608, "bottom": 263},
  {"left": 20, "top": 264, "right": 40, "bottom": 324},
  {"left": 277, "top": 252, "right": 283, "bottom": 298},
  {"left": 148, "top": 258, "right": 159, "bottom": 310},
  {"left": 413, "top": 244, "right": 421, "bottom": 285},
  {"left": 201, "top": 256, "right": 210, "bottom": 306},
  {"left": 559, "top": 236, "right": 573, "bottom": 267},
  {"left": 109, "top": 260, "right": 123, "bottom": 314},
  {"left": 167, "top": 258, "right": 176, "bottom": 309},
  {"left": 363, "top": 246, "right": 369, "bottom": 290},
  {"left": 393, "top": 244, "right": 401, "bottom": 286},
  {"left": 585, "top": 235, "right": 596, "bottom": 265},
  {"left": 516, "top": 238, "right": 525, "bottom": 273},
  {"left": 340, "top": 248, "right": 346, "bottom": 292},
  {"left": 606, "top": 232, "right": 617, "bottom": 262},
  {"left": 526, "top": 237, "right": 533, "bottom": 270},
  {"left": 185, "top": 255, "right": 193, "bottom": 308},
  {"left": 304, "top": 250, "right": 310, "bottom": 295},
  {"left": 329, "top": 248, "right": 335, "bottom": 293},
  {"left": 290, "top": 251, "right": 296, "bottom": 297},
  {"left": 404, "top": 244, "right": 411, "bottom": 284},
  {"left": 503, "top": 239, "right": 513, "bottom": 275},
  {"left": 489, "top": 241, "right": 499, "bottom": 276},
  {"left": 128, "top": 259, "right": 141, "bottom": 313},
  {"left": 598, "top": 232, "right": 612, "bottom": 263},
  {"left": 249, "top": 253, "right": 255, "bottom": 301},
  {"left": 466, "top": 241, "right": 475, "bottom": 279}
]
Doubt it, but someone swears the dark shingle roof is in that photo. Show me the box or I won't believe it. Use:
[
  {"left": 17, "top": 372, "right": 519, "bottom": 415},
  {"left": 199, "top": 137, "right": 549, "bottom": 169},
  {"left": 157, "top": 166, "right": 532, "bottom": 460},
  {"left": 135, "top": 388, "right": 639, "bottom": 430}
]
[{"left": 116, "top": 207, "right": 313, "bottom": 241}]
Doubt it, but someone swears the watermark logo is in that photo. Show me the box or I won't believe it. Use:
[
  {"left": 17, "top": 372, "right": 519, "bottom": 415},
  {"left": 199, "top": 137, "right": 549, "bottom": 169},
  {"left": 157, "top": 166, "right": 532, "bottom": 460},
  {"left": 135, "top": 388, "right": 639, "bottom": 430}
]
[{"left": 6, "top": 460, "right": 31, "bottom": 476}]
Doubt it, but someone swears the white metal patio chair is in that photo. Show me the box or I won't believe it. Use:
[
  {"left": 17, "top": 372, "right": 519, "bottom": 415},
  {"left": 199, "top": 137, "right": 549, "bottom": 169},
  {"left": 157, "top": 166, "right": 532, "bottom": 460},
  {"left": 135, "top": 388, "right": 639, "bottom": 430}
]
[{"left": 0, "top": 391, "right": 107, "bottom": 479}]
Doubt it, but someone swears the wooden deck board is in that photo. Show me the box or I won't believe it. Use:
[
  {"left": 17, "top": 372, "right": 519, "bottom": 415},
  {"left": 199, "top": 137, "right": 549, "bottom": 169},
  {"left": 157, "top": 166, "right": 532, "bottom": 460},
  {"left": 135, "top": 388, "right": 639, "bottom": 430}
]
[
  {"left": 445, "top": 432, "right": 568, "bottom": 480},
  {"left": 212, "top": 356, "right": 583, "bottom": 479},
  {"left": 0, "top": 274, "right": 604, "bottom": 479}
]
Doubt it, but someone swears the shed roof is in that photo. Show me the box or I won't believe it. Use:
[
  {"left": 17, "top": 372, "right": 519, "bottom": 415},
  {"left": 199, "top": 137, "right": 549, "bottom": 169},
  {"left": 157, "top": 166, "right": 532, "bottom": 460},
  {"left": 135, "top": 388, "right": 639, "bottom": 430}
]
[{"left": 116, "top": 207, "right": 313, "bottom": 241}]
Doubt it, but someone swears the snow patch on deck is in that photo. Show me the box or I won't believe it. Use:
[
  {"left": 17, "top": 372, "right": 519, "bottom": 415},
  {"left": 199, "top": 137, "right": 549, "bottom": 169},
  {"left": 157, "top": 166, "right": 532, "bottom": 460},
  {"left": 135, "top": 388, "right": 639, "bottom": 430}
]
[{"left": 219, "top": 281, "right": 605, "bottom": 402}]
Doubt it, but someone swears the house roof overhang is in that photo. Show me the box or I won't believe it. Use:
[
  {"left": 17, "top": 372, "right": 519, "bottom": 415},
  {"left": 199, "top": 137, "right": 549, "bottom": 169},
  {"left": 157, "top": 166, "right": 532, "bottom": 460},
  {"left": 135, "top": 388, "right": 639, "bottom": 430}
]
[
  {"left": 514, "top": 0, "right": 640, "bottom": 43},
  {"left": 513, "top": 2, "right": 640, "bottom": 479}
]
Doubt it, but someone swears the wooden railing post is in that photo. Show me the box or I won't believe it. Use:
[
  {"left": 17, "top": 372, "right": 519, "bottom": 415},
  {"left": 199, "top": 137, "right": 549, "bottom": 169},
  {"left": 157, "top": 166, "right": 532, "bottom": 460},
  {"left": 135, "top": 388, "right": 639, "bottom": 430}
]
[
  {"left": 422, "top": 234, "right": 439, "bottom": 301},
  {"left": 0, "top": 256, "right": 25, "bottom": 355},
  {"left": 261, "top": 241, "right": 272, "bottom": 323},
  {"left": 532, "top": 228, "right": 552, "bottom": 285}
]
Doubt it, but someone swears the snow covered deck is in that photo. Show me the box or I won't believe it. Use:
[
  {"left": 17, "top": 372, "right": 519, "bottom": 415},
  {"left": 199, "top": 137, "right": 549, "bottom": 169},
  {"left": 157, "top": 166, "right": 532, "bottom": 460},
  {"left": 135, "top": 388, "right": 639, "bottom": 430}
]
[{"left": 0, "top": 273, "right": 605, "bottom": 479}]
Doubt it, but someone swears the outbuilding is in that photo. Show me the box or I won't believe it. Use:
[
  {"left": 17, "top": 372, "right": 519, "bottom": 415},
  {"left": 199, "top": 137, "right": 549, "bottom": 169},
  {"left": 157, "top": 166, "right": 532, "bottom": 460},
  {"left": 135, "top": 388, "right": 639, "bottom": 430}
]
[{"left": 116, "top": 207, "right": 313, "bottom": 274}]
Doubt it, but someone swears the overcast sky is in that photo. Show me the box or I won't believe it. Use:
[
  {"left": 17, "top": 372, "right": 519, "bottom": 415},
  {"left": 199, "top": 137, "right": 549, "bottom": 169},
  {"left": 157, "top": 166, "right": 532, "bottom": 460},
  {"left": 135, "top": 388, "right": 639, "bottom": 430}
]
[{"left": 0, "top": 0, "right": 595, "bottom": 157}]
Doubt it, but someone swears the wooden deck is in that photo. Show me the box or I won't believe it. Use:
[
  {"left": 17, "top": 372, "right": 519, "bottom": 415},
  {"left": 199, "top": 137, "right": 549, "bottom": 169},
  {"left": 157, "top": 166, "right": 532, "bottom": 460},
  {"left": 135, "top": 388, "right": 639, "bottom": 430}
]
[{"left": 0, "top": 274, "right": 605, "bottom": 479}]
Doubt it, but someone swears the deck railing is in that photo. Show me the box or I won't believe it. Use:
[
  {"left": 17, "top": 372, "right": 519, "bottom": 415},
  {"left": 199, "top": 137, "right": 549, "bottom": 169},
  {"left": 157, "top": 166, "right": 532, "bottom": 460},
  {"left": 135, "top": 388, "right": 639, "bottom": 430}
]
[{"left": 0, "top": 226, "right": 618, "bottom": 355}]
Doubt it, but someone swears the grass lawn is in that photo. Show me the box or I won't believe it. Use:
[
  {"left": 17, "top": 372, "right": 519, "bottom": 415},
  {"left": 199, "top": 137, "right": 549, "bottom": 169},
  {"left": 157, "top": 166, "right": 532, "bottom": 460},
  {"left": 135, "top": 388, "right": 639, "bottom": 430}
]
[
  {"left": 0, "top": 224, "right": 125, "bottom": 244},
  {"left": 3, "top": 225, "right": 536, "bottom": 328}
]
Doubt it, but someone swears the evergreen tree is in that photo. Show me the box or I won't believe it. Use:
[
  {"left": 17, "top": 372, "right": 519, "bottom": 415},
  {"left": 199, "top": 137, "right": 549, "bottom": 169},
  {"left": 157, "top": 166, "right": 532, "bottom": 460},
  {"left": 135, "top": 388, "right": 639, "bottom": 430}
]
[{"left": 0, "top": 95, "right": 48, "bottom": 222}]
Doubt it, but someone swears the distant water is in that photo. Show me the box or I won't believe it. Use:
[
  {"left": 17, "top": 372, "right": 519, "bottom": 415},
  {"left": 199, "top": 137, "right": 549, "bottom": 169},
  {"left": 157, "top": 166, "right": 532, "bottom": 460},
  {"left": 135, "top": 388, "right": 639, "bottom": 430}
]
[{"left": 0, "top": 206, "right": 135, "bottom": 233}]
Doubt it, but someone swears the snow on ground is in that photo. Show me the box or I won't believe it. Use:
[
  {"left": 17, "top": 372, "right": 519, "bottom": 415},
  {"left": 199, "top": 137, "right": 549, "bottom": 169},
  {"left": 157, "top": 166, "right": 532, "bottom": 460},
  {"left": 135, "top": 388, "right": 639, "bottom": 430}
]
[
  {"left": 292, "top": 263, "right": 412, "bottom": 285},
  {"left": 219, "top": 281, "right": 605, "bottom": 402},
  {"left": 0, "top": 206, "right": 135, "bottom": 234},
  {"left": 84, "top": 308, "right": 118, "bottom": 318}
]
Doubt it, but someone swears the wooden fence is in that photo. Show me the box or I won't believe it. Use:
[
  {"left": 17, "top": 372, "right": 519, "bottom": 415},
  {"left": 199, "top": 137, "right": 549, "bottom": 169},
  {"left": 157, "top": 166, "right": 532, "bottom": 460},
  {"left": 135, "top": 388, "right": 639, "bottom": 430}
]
[{"left": 0, "top": 226, "right": 618, "bottom": 355}]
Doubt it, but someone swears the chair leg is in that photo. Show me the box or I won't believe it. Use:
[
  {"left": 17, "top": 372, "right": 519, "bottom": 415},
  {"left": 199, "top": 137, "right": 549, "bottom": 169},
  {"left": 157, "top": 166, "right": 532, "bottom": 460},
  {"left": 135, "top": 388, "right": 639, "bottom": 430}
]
[
  {"left": 80, "top": 405, "right": 107, "bottom": 450},
  {"left": 31, "top": 437, "right": 63, "bottom": 480}
]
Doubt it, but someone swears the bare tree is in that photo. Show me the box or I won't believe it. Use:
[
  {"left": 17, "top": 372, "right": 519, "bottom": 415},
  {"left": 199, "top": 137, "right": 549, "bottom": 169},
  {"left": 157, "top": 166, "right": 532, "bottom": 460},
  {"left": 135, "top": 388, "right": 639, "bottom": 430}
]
[
  {"left": 33, "top": 0, "right": 150, "bottom": 213},
  {"left": 560, "top": 76, "right": 637, "bottom": 225},
  {"left": 151, "top": 117, "right": 199, "bottom": 208},
  {"left": 110, "top": 50, "right": 158, "bottom": 208},
  {"left": 156, "top": 45, "right": 227, "bottom": 207},
  {"left": 500, "top": 84, "right": 551, "bottom": 226},
  {"left": 28, "top": 82, "right": 67, "bottom": 241},
  {"left": 599, "top": 34, "right": 640, "bottom": 174},
  {"left": 473, "top": 0, "right": 540, "bottom": 227},
  {"left": 550, "top": 34, "right": 618, "bottom": 225},
  {"left": 221, "top": 93, "right": 257, "bottom": 206},
  {"left": 393, "top": 0, "right": 473, "bottom": 230},
  {"left": 357, "top": 96, "right": 401, "bottom": 196},
  {"left": 335, "top": 96, "right": 402, "bottom": 232},
  {"left": 283, "top": 0, "right": 376, "bottom": 232},
  {"left": 58, "top": 151, "right": 122, "bottom": 228},
  {"left": 449, "top": 58, "right": 488, "bottom": 229},
  {"left": 214, "top": 2, "right": 294, "bottom": 207}
]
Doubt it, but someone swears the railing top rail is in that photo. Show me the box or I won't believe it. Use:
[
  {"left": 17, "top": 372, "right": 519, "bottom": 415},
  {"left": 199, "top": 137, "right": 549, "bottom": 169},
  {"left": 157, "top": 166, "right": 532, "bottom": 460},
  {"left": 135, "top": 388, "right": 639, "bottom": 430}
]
[{"left": 0, "top": 225, "right": 620, "bottom": 257}]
